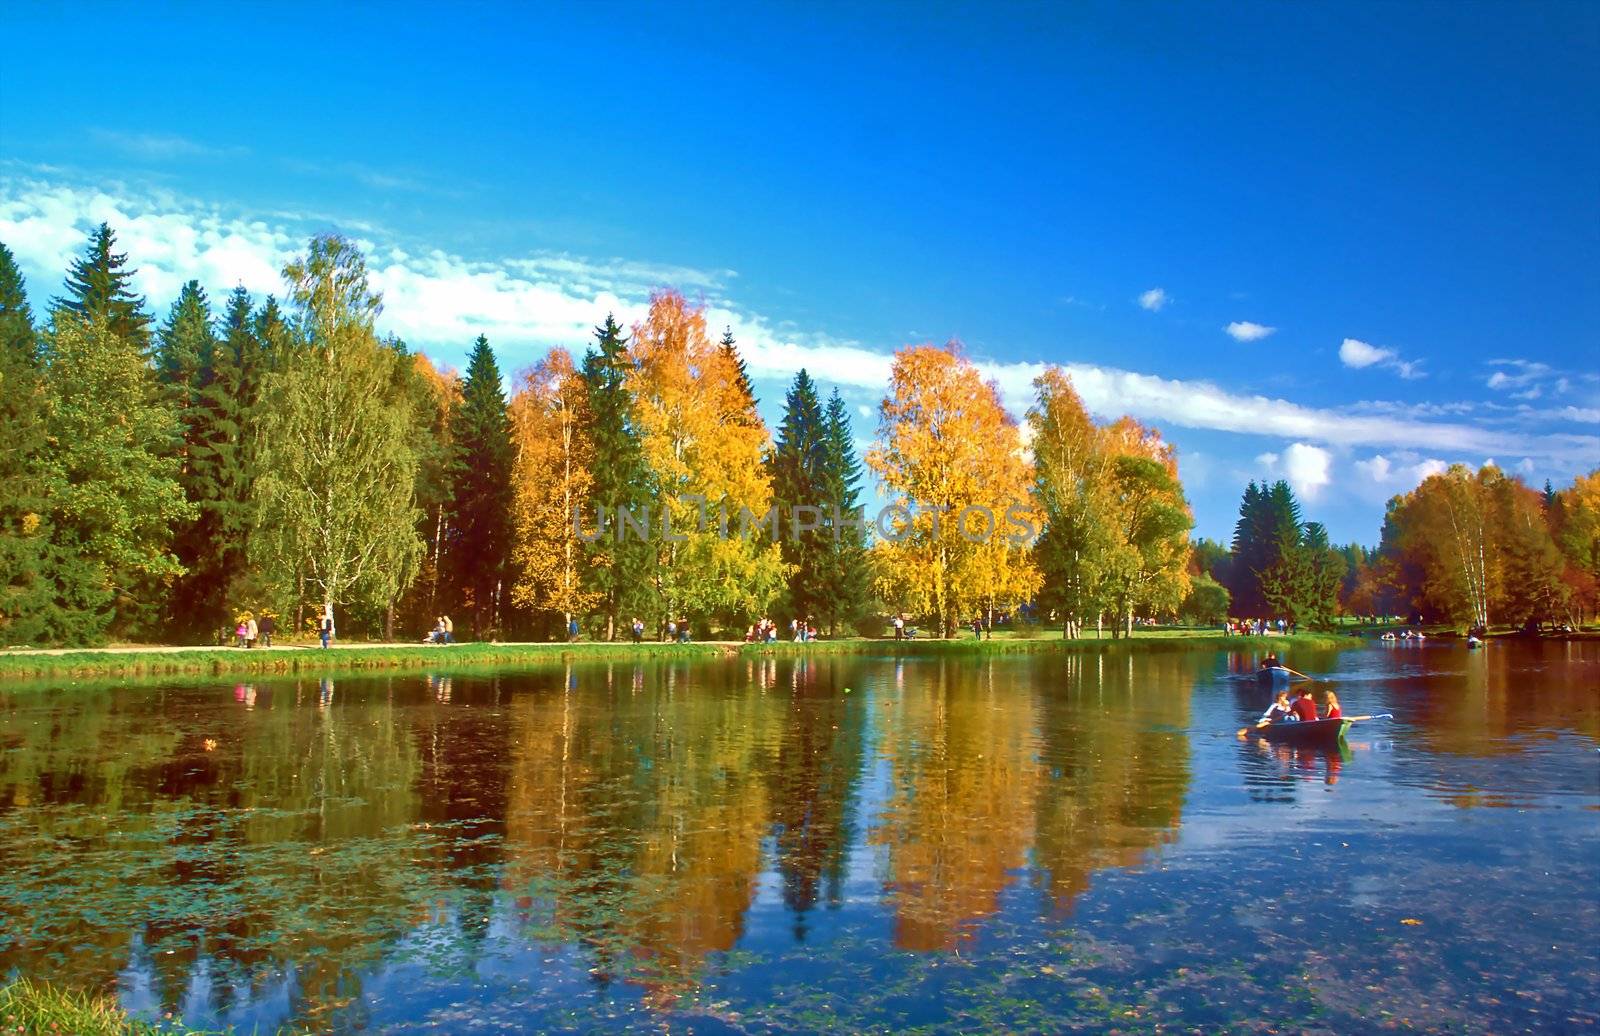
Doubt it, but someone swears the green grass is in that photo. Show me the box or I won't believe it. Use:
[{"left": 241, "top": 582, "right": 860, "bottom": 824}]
[
  {"left": 0, "top": 629, "right": 1356, "bottom": 681},
  {"left": 0, "top": 978, "right": 202, "bottom": 1035}
]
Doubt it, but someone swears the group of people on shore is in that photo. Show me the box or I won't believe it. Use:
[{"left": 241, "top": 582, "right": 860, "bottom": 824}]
[
  {"left": 230, "top": 613, "right": 276, "bottom": 649},
  {"left": 425, "top": 616, "right": 454, "bottom": 645},
  {"left": 1227, "top": 618, "right": 1291, "bottom": 636}
]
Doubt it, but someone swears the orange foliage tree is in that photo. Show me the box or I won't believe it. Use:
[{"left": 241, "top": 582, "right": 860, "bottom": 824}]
[
  {"left": 508, "top": 348, "right": 601, "bottom": 630},
  {"left": 626, "top": 290, "right": 787, "bottom": 631}
]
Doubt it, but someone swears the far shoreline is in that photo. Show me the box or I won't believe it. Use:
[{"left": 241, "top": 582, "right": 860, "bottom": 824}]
[{"left": 0, "top": 631, "right": 1363, "bottom": 682}]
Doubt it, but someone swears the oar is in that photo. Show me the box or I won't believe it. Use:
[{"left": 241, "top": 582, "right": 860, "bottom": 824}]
[
  {"left": 1279, "top": 666, "right": 1314, "bottom": 681},
  {"left": 1237, "top": 717, "right": 1275, "bottom": 737},
  {"left": 1343, "top": 713, "right": 1394, "bottom": 722}
]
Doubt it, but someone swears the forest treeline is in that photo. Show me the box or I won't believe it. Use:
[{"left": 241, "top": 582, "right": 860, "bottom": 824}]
[{"left": 0, "top": 226, "right": 1594, "bottom": 646}]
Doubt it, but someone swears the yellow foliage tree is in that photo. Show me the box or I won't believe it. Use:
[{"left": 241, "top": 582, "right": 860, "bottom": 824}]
[
  {"left": 866, "top": 343, "right": 1039, "bottom": 637},
  {"left": 508, "top": 348, "right": 601, "bottom": 629},
  {"left": 626, "top": 290, "right": 787, "bottom": 630}
]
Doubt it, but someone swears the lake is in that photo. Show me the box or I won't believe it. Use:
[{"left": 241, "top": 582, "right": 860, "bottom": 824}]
[{"left": 1, "top": 641, "right": 1596, "bottom": 1033}]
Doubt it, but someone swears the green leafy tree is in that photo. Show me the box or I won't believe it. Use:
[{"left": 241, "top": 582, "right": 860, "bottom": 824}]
[
  {"left": 1179, "top": 575, "right": 1230, "bottom": 624},
  {"left": 0, "top": 243, "right": 54, "bottom": 645},
  {"left": 819, "top": 388, "right": 872, "bottom": 633},
  {"left": 34, "top": 314, "right": 193, "bottom": 643},
  {"left": 253, "top": 236, "right": 423, "bottom": 630},
  {"left": 444, "top": 335, "right": 514, "bottom": 639},
  {"left": 56, "top": 223, "right": 153, "bottom": 354},
  {"left": 579, "top": 314, "right": 653, "bottom": 638}
]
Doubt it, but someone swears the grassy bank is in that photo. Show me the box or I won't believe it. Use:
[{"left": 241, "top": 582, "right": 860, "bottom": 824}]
[
  {"left": 0, "top": 979, "right": 222, "bottom": 1035},
  {"left": 0, "top": 631, "right": 1356, "bottom": 681}
]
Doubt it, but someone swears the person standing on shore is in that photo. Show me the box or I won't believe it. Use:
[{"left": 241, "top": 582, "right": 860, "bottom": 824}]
[
  {"left": 259, "top": 613, "right": 275, "bottom": 648},
  {"left": 442, "top": 615, "right": 453, "bottom": 643},
  {"left": 320, "top": 605, "right": 335, "bottom": 649},
  {"left": 246, "top": 615, "right": 259, "bottom": 649}
]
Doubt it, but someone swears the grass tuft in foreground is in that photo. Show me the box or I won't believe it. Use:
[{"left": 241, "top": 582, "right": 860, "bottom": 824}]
[{"left": 0, "top": 978, "right": 183, "bottom": 1035}]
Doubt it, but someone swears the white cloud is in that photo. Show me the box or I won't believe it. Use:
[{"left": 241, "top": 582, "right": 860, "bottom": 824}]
[
  {"left": 1257, "top": 442, "right": 1332, "bottom": 500},
  {"left": 3, "top": 174, "right": 1593, "bottom": 472},
  {"left": 1339, "top": 338, "right": 1392, "bottom": 369},
  {"left": 1354, "top": 453, "right": 1449, "bottom": 491},
  {"left": 1138, "top": 287, "right": 1168, "bottom": 311},
  {"left": 1224, "top": 320, "right": 1275, "bottom": 342},
  {"left": 1340, "top": 337, "right": 1424, "bottom": 379}
]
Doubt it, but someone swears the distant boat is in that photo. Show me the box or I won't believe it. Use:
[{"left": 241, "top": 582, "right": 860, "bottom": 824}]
[
  {"left": 1256, "top": 665, "right": 1293, "bottom": 686},
  {"left": 1255, "top": 718, "right": 1351, "bottom": 748},
  {"left": 1380, "top": 632, "right": 1398, "bottom": 641},
  {"left": 1467, "top": 636, "right": 1484, "bottom": 649}
]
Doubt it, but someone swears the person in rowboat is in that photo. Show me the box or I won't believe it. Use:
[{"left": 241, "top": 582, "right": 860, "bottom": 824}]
[
  {"left": 1260, "top": 691, "right": 1295, "bottom": 725},
  {"left": 1259, "top": 652, "right": 1281, "bottom": 671},
  {"left": 1290, "top": 686, "right": 1319, "bottom": 722},
  {"left": 1323, "top": 690, "right": 1342, "bottom": 719}
]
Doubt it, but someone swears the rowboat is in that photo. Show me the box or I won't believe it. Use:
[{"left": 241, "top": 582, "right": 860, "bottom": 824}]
[
  {"left": 1254, "top": 718, "right": 1351, "bottom": 748},
  {"left": 1255, "top": 666, "right": 1292, "bottom": 686}
]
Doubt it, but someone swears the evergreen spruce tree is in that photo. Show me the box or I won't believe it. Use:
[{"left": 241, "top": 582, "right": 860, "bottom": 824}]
[
  {"left": 57, "top": 223, "right": 153, "bottom": 353},
  {"left": 1228, "top": 479, "right": 1304, "bottom": 620},
  {"left": 0, "top": 243, "right": 53, "bottom": 644},
  {"left": 720, "top": 325, "right": 760, "bottom": 424},
  {"left": 770, "top": 369, "right": 830, "bottom": 624},
  {"left": 820, "top": 388, "right": 872, "bottom": 633},
  {"left": 445, "top": 335, "right": 514, "bottom": 638},
  {"left": 157, "top": 282, "right": 224, "bottom": 635},
  {"left": 579, "top": 315, "right": 653, "bottom": 638}
]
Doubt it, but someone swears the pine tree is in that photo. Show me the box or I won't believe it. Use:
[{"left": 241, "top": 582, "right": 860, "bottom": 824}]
[
  {"left": 580, "top": 314, "right": 653, "bottom": 638},
  {"left": 1229, "top": 479, "right": 1303, "bottom": 620},
  {"left": 0, "top": 243, "right": 53, "bottom": 645},
  {"left": 770, "top": 370, "right": 830, "bottom": 624},
  {"left": 445, "top": 335, "right": 515, "bottom": 638},
  {"left": 819, "top": 388, "right": 872, "bottom": 634},
  {"left": 56, "top": 223, "right": 153, "bottom": 353}
]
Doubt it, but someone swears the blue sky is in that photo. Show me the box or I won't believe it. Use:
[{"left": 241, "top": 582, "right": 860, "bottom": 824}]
[{"left": 2, "top": 2, "right": 1596, "bottom": 543}]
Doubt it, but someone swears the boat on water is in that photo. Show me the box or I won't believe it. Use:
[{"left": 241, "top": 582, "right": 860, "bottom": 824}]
[
  {"left": 1254, "top": 718, "right": 1351, "bottom": 748},
  {"left": 1467, "top": 636, "right": 1484, "bottom": 649},
  {"left": 1255, "top": 665, "right": 1293, "bottom": 686}
]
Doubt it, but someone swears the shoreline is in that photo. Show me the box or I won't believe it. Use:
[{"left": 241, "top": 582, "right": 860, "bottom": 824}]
[{"left": 0, "top": 632, "right": 1360, "bottom": 681}]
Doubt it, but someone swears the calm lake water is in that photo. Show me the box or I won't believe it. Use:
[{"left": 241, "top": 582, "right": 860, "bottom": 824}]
[{"left": 2, "top": 642, "right": 1597, "bottom": 1033}]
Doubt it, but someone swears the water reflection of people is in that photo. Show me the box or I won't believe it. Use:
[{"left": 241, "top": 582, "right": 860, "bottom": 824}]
[{"left": 318, "top": 677, "right": 334, "bottom": 709}]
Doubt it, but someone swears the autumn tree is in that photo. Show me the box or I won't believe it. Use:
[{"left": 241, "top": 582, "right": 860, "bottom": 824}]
[
  {"left": 508, "top": 347, "right": 600, "bottom": 632},
  {"left": 253, "top": 236, "right": 422, "bottom": 628},
  {"left": 392, "top": 351, "right": 461, "bottom": 635},
  {"left": 1551, "top": 471, "right": 1600, "bottom": 621},
  {"left": 867, "top": 343, "right": 1038, "bottom": 637},
  {"left": 627, "top": 290, "right": 787, "bottom": 631}
]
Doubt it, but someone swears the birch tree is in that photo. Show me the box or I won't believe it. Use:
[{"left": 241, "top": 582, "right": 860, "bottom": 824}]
[{"left": 253, "top": 236, "right": 422, "bottom": 629}]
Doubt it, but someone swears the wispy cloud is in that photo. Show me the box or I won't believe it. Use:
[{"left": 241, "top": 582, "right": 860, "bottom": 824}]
[
  {"left": 2, "top": 175, "right": 1593, "bottom": 472},
  {"left": 1138, "top": 287, "right": 1168, "bottom": 311},
  {"left": 1339, "top": 337, "right": 1424, "bottom": 379},
  {"left": 90, "top": 130, "right": 249, "bottom": 161},
  {"left": 1224, "top": 320, "right": 1275, "bottom": 342}
]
